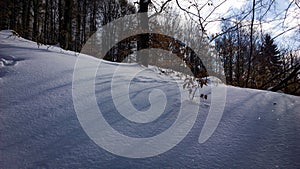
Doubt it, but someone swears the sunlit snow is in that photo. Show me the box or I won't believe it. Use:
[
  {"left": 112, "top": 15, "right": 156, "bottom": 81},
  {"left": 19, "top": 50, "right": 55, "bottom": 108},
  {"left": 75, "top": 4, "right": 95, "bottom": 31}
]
[{"left": 1, "top": 30, "right": 299, "bottom": 168}]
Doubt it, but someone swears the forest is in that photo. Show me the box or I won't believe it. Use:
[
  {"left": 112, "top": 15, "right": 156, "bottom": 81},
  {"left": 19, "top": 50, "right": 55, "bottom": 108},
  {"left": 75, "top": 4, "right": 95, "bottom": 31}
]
[{"left": 0, "top": 0, "right": 299, "bottom": 95}]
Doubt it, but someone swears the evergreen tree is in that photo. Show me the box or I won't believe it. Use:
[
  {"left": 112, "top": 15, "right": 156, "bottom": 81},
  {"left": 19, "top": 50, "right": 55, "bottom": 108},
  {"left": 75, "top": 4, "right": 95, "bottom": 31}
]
[
  {"left": 260, "top": 34, "right": 281, "bottom": 66},
  {"left": 255, "top": 34, "right": 282, "bottom": 88}
]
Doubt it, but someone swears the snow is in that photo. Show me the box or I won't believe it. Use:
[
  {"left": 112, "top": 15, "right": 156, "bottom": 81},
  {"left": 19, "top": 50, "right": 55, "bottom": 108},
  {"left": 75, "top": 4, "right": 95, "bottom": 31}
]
[{"left": 1, "top": 30, "right": 300, "bottom": 168}]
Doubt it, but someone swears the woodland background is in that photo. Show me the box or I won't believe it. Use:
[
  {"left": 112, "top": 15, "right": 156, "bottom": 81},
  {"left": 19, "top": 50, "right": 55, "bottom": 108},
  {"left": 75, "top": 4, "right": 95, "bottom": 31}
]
[{"left": 0, "top": 0, "right": 299, "bottom": 95}]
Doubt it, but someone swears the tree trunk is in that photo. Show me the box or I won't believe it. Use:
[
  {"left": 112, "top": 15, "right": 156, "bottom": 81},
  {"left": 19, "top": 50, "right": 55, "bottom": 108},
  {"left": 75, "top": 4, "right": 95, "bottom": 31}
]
[
  {"left": 22, "top": 0, "right": 31, "bottom": 39},
  {"left": 49, "top": 0, "right": 55, "bottom": 43},
  {"left": 137, "top": 0, "right": 150, "bottom": 67},
  {"left": 32, "top": 0, "right": 39, "bottom": 42},
  {"left": 89, "top": 0, "right": 97, "bottom": 37},
  {"left": 58, "top": 0, "right": 63, "bottom": 46},
  {"left": 43, "top": 0, "right": 49, "bottom": 43},
  {"left": 61, "top": 0, "right": 73, "bottom": 50},
  {"left": 246, "top": 0, "right": 255, "bottom": 87},
  {"left": 236, "top": 24, "right": 241, "bottom": 85},
  {"left": 9, "top": 0, "right": 17, "bottom": 30},
  {"left": 81, "top": 0, "right": 87, "bottom": 44},
  {"left": 76, "top": 0, "right": 81, "bottom": 51}
]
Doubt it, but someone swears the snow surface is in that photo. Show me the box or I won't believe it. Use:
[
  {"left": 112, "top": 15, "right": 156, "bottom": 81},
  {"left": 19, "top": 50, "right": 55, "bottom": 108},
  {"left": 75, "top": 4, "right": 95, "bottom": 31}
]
[{"left": 1, "top": 30, "right": 300, "bottom": 168}]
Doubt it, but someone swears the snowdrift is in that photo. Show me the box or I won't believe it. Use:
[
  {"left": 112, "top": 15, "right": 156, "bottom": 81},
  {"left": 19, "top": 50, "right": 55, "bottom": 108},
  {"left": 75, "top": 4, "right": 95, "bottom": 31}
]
[{"left": 1, "top": 30, "right": 300, "bottom": 168}]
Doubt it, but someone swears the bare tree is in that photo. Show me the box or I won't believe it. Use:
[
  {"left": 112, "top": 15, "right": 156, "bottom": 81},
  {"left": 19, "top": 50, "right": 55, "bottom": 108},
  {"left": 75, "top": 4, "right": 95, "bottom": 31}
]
[{"left": 137, "top": 0, "right": 151, "bottom": 67}]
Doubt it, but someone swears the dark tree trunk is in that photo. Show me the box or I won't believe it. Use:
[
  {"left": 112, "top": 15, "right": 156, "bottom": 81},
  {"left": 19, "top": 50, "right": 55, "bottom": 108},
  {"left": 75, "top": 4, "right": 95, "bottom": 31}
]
[
  {"left": 43, "top": 0, "right": 49, "bottom": 43},
  {"left": 21, "top": 0, "right": 27, "bottom": 37},
  {"left": 229, "top": 44, "right": 233, "bottom": 84},
  {"left": 9, "top": 0, "right": 17, "bottom": 30},
  {"left": 49, "top": 0, "right": 55, "bottom": 43},
  {"left": 58, "top": 0, "right": 63, "bottom": 46},
  {"left": 32, "top": 0, "right": 39, "bottom": 42},
  {"left": 0, "top": 1, "right": 8, "bottom": 29},
  {"left": 89, "top": 0, "right": 97, "bottom": 37},
  {"left": 246, "top": 0, "right": 255, "bottom": 87},
  {"left": 81, "top": 0, "right": 87, "bottom": 43},
  {"left": 137, "top": 0, "right": 150, "bottom": 67},
  {"left": 22, "top": 0, "right": 31, "bottom": 39},
  {"left": 76, "top": 0, "right": 81, "bottom": 51},
  {"left": 61, "top": 0, "right": 73, "bottom": 50},
  {"left": 236, "top": 24, "right": 241, "bottom": 85}
]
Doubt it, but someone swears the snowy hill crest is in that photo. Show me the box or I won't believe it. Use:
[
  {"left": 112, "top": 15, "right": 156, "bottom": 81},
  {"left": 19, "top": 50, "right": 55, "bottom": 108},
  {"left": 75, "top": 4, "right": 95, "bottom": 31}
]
[{"left": 0, "top": 30, "right": 300, "bottom": 168}]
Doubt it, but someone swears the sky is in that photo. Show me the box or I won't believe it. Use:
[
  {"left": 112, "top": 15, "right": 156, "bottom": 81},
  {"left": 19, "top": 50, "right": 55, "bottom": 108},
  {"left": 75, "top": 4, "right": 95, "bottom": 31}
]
[{"left": 128, "top": 0, "right": 300, "bottom": 50}]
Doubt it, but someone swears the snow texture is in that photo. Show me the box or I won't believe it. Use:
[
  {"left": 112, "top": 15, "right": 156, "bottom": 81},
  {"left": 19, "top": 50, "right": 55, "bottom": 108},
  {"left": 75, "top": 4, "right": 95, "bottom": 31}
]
[{"left": 0, "top": 30, "right": 300, "bottom": 168}]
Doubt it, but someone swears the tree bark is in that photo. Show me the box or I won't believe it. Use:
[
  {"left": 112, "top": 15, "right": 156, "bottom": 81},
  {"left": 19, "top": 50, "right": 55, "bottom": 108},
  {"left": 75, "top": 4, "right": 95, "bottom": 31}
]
[
  {"left": 81, "top": 0, "right": 87, "bottom": 43},
  {"left": 61, "top": 0, "right": 73, "bottom": 50},
  {"left": 89, "top": 0, "right": 97, "bottom": 37},
  {"left": 137, "top": 0, "right": 150, "bottom": 67},
  {"left": 32, "top": 0, "right": 39, "bottom": 42},
  {"left": 246, "top": 0, "right": 255, "bottom": 87},
  {"left": 58, "top": 0, "right": 63, "bottom": 45},
  {"left": 43, "top": 0, "right": 49, "bottom": 43},
  {"left": 76, "top": 0, "right": 81, "bottom": 51}
]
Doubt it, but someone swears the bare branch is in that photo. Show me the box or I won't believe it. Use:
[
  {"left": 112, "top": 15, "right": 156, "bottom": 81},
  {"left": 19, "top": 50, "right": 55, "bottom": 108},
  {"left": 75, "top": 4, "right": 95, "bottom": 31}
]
[
  {"left": 296, "top": 0, "right": 300, "bottom": 9},
  {"left": 282, "top": 0, "right": 295, "bottom": 27},
  {"left": 209, "top": 9, "right": 253, "bottom": 42},
  {"left": 175, "top": 0, "right": 198, "bottom": 18},
  {"left": 270, "top": 64, "right": 300, "bottom": 92},
  {"left": 203, "top": 0, "right": 227, "bottom": 24},
  {"left": 149, "top": 0, "right": 173, "bottom": 19},
  {"left": 259, "top": 0, "right": 275, "bottom": 20},
  {"left": 272, "top": 25, "right": 299, "bottom": 40}
]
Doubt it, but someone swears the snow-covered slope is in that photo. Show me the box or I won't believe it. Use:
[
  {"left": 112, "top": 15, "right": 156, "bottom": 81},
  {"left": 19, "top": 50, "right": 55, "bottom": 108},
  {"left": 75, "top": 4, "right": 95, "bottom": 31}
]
[{"left": 1, "top": 30, "right": 300, "bottom": 168}]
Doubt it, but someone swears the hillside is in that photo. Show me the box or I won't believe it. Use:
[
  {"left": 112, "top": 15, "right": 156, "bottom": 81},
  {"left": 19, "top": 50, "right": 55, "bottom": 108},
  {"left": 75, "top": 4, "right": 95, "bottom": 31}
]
[{"left": 0, "top": 30, "right": 299, "bottom": 168}]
